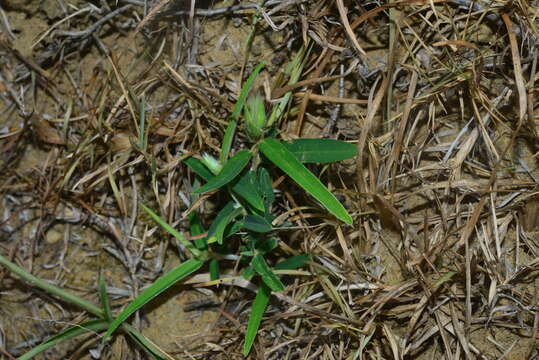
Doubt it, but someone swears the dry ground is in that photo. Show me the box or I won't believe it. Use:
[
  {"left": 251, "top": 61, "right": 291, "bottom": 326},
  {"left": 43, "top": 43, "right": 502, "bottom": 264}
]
[{"left": 0, "top": 0, "right": 538, "bottom": 359}]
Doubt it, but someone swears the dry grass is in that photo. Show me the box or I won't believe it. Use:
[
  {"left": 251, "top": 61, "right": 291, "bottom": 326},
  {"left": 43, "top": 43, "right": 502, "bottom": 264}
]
[{"left": 0, "top": 0, "right": 538, "bottom": 359}]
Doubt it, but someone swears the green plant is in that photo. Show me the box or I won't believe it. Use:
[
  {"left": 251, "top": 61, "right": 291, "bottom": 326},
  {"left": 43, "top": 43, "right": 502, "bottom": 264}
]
[
  {"left": 106, "top": 62, "right": 356, "bottom": 356},
  {"left": 0, "top": 58, "right": 355, "bottom": 359}
]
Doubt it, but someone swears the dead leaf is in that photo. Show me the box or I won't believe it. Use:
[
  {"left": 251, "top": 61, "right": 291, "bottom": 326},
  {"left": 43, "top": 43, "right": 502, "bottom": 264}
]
[
  {"left": 34, "top": 119, "right": 65, "bottom": 145},
  {"left": 372, "top": 194, "right": 404, "bottom": 232}
]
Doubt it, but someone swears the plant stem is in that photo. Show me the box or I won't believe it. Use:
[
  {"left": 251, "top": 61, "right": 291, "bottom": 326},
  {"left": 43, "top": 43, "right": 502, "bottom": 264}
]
[{"left": 0, "top": 254, "right": 104, "bottom": 317}]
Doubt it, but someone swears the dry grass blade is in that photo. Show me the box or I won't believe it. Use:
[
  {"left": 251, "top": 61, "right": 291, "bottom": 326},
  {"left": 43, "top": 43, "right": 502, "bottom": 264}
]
[
  {"left": 335, "top": 0, "right": 366, "bottom": 56},
  {"left": 501, "top": 13, "right": 527, "bottom": 124},
  {"left": 2, "top": 0, "right": 539, "bottom": 358}
]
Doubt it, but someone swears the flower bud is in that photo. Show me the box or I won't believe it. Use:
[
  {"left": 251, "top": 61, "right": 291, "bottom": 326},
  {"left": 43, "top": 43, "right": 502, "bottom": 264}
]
[
  {"left": 201, "top": 153, "right": 222, "bottom": 175},
  {"left": 244, "top": 95, "right": 267, "bottom": 140}
]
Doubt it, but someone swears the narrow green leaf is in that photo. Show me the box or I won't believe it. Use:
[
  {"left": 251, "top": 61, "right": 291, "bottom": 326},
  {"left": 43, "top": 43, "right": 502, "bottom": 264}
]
[
  {"left": 252, "top": 254, "right": 284, "bottom": 292},
  {"left": 259, "top": 138, "right": 352, "bottom": 224},
  {"left": 243, "top": 283, "right": 271, "bottom": 356},
  {"left": 257, "top": 167, "right": 275, "bottom": 209},
  {"left": 98, "top": 271, "right": 112, "bottom": 320},
  {"left": 275, "top": 254, "right": 311, "bottom": 270},
  {"left": 183, "top": 157, "right": 214, "bottom": 181},
  {"left": 209, "top": 258, "right": 220, "bottom": 281},
  {"left": 221, "top": 63, "right": 265, "bottom": 162},
  {"left": 194, "top": 150, "right": 252, "bottom": 194},
  {"left": 267, "top": 45, "right": 310, "bottom": 126},
  {"left": 256, "top": 237, "right": 279, "bottom": 254},
  {"left": 188, "top": 212, "right": 207, "bottom": 251},
  {"left": 220, "top": 120, "right": 237, "bottom": 163},
  {"left": 206, "top": 201, "right": 244, "bottom": 244},
  {"left": 124, "top": 324, "right": 170, "bottom": 360},
  {"left": 243, "top": 215, "right": 272, "bottom": 233},
  {"left": 232, "top": 171, "right": 265, "bottom": 212},
  {"left": 0, "top": 254, "right": 103, "bottom": 318},
  {"left": 242, "top": 264, "right": 256, "bottom": 280},
  {"left": 283, "top": 138, "right": 357, "bottom": 163},
  {"left": 141, "top": 204, "right": 201, "bottom": 258},
  {"left": 232, "top": 63, "right": 265, "bottom": 120},
  {"left": 103, "top": 258, "right": 204, "bottom": 342},
  {"left": 223, "top": 219, "right": 244, "bottom": 239},
  {"left": 18, "top": 320, "right": 110, "bottom": 360}
]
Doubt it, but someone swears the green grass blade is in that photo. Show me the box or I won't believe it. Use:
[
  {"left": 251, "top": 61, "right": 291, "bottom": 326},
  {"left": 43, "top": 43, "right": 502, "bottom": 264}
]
[
  {"left": 103, "top": 258, "right": 204, "bottom": 342},
  {"left": 257, "top": 167, "right": 275, "bottom": 209},
  {"left": 220, "top": 120, "right": 237, "bottom": 163},
  {"left": 188, "top": 211, "right": 208, "bottom": 251},
  {"left": 242, "top": 264, "right": 256, "bottom": 280},
  {"left": 267, "top": 44, "right": 310, "bottom": 126},
  {"left": 183, "top": 157, "right": 214, "bottom": 181},
  {"left": 232, "top": 171, "right": 265, "bottom": 212},
  {"left": 252, "top": 254, "right": 284, "bottom": 291},
  {"left": 141, "top": 204, "right": 201, "bottom": 258},
  {"left": 206, "top": 201, "right": 244, "bottom": 244},
  {"left": 194, "top": 150, "right": 252, "bottom": 194},
  {"left": 0, "top": 255, "right": 172, "bottom": 360},
  {"left": 123, "top": 323, "right": 172, "bottom": 360},
  {"left": 243, "top": 283, "right": 271, "bottom": 356},
  {"left": 0, "top": 254, "right": 103, "bottom": 318},
  {"left": 275, "top": 254, "right": 311, "bottom": 270},
  {"left": 243, "top": 215, "right": 272, "bottom": 233},
  {"left": 232, "top": 63, "right": 265, "bottom": 120},
  {"left": 256, "top": 237, "right": 278, "bottom": 254},
  {"left": 259, "top": 138, "right": 352, "bottom": 224},
  {"left": 221, "top": 63, "right": 265, "bottom": 162},
  {"left": 18, "top": 319, "right": 110, "bottom": 360},
  {"left": 283, "top": 138, "right": 357, "bottom": 163},
  {"left": 209, "top": 258, "right": 220, "bottom": 281},
  {"left": 98, "top": 271, "right": 112, "bottom": 320}
]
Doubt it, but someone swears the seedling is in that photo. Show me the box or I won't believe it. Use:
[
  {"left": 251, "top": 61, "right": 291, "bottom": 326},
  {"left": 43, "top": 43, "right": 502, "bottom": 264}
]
[
  {"left": 0, "top": 58, "right": 356, "bottom": 358},
  {"left": 108, "top": 62, "right": 356, "bottom": 356}
]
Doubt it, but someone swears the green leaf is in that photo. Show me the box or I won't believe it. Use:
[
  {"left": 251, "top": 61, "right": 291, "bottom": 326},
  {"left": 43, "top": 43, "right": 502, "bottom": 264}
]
[
  {"left": 206, "top": 201, "right": 244, "bottom": 244},
  {"left": 18, "top": 320, "right": 110, "bottom": 360},
  {"left": 0, "top": 254, "right": 103, "bottom": 318},
  {"left": 188, "top": 212, "right": 207, "bottom": 251},
  {"left": 232, "top": 171, "right": 265, "bottom": 212},
  {"left": 243, "top": 215, "right": 272, "bottom": 233},
  {"left": 267, "top": 45, "right": 309, "bottom": 126},
  {"left": 243, "top": 283, "right": 271, "bottom": 356},
  {"left": 0, "top": 256, "right": 171, "bottom": 360},
  {"left": 256, "top": 237, "right": 279, "bottom": 254},
  {"left": 252, "top": 254, "right": 285, "bottom": 292},
  {"left": 257, "top": 167, "right": 275, "bottom": 209},
  {"left": 275, "top": 254, "right": 311, "bottom": 270},
  {"left": 103, "top": 258, "right": 204, "bottom": 342},
  {"left": 283, "top": 138, "right": 357, "bottom": 163},
  {"left": 209, "top": 258, "right": 220, "bottom": 281},
  {"left": 183, "top": 156, "right": 214, "bottom": 181},
  {"left": 194, "top": 150, "right": 252, "bottom": 194},
  {"left": 141, "top": 204, "right": 201, "bottom": 258},
  {"left": 221, "top": 63, "right": 265, "bottom": 162},
  {"left": 232, "top": 63, "right": 265, "bottom": 120},
  {"left": 184, "top": 157, "right": 264, "bottom": 212},
  {"left": 224, "top": 219, "right": 244, "bottom": 239},
  {"left": 242, "top": 264, "right": 256, "bottom": 280},
  {"left": 220, "top": 120, "right": 237, "bottom": 163},
  {"left": 259, "top": 138, "right": 352, "bottom": 224},
  {"left": 124, "top": 324, "right": 170, "bottom": 360},
  {"left": 98, "top": 271, "right": 112, "bottom": 320}
]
